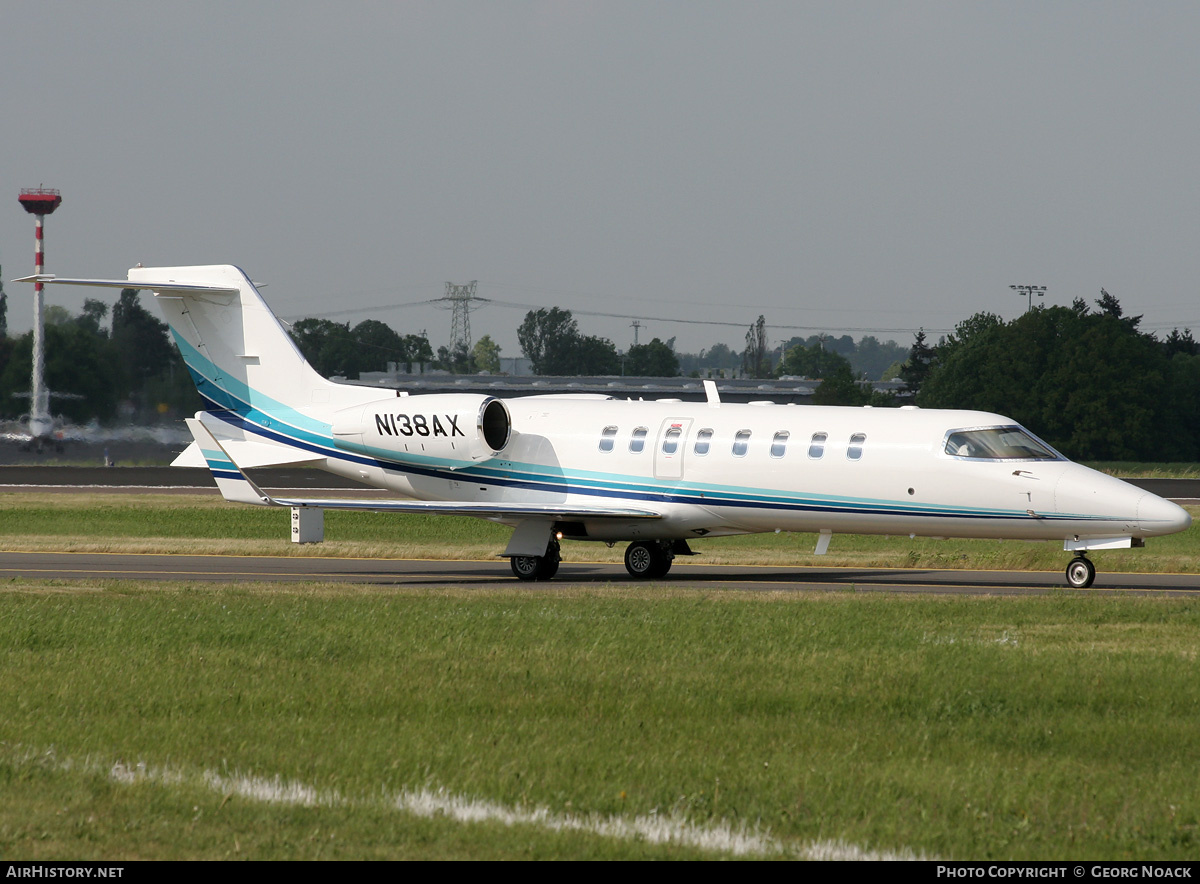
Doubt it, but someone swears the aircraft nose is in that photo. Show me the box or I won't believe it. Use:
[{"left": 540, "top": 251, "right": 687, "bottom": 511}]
[{"left": 1138, "top": 492, "right": 1191, "bottom": 537}]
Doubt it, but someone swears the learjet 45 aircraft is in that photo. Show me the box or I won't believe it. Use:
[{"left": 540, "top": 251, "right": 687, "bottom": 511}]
[{"left": 18, "top": 266, "right": 1191, "bottom": 588}]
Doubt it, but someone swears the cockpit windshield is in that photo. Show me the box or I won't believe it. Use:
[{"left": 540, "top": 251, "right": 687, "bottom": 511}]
[{"left": 944, "top": 426, "right": 1060, "bottom": 461}]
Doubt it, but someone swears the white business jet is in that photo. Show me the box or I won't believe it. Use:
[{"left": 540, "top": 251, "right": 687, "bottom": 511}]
[{"left": 18, "top": 266, "right": 1191, "bottom": 588}]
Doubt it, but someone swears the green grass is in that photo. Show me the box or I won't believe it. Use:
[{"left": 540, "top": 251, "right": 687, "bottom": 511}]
[
  {"left": 2, "top": 492, "right": 1200, "bottom": 858},
  {"left": 1085, "top": 462, "right": 1200, "bottom": 478},
  {"left": 2, "top": 585, "right": 1200, "bottom": 859},
  {"left": 1, "top": 741, "right": 717, "bottom": 860}
]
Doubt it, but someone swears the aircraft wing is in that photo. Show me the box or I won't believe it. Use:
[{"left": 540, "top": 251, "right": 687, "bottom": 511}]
[
  {"left": 265, "top": 496, "right": 663, "bottom": 519},
  {"left": 185, "top": 415, "right": 662, "bottom": 521}
]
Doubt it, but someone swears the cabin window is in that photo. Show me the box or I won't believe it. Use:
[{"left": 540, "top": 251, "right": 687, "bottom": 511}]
[
  {"left": 847, "top": 433, "right": 866, "bottom": 461},
  {"left": 944, "top": 426, "right": 1059, "bottom": 460},
  {"left": 662, "top": 427, "right": 682, "bottom": 455},
  {"left": 770, "top": 431, "right": 789, "bottom": 458},
  {"left": 694, "top": 428, "right": 713, "bottom": 455},
  {"left": 732, "top": 430, "right": 751, "bottom": 457},
  {"left": 599, "top": 426, "right": 617, "bottom": 452},
  {"left": 630, "top": 427, "right": 648, "bottom": 453},
  {"left": 808, "top": 432, "right": 827, "bottom": 459}
]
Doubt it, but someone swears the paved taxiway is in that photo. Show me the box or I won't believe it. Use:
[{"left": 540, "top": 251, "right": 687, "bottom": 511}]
[{"left": 0, "top": 551, "right": 1196, "bottom": 596}]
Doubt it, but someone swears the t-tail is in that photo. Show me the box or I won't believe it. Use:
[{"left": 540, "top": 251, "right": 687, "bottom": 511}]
[
  {"left": 126, "top": 265, "right": 377, "bottom": 423},
  {"left": 15, "top": 265, "right": 385, "bottom": 468}
]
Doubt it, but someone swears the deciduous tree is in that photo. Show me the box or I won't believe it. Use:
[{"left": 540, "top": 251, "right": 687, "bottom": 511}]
[
  {"left": 625, "top": 337, "right": 679, "bottom": 377},
  {"left": 472, "top": 334, "right": 502, "bottom": 373},
  {"left": 518, "top": 307, "right": 579, "bottom": 375},
  {"left": 917, "top": 298, "right": 1195, "bottom": 461},
  {"left": 743, "top": 315, "right": 769, "bottom": 378}
]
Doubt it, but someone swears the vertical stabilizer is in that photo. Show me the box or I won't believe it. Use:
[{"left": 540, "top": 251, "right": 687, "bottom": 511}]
[
  {"left": 17, "top": 265, "right": 384, "bottom": 460},
  {"left": 131, "top": 265, "right": 342, "bottom": 418}
]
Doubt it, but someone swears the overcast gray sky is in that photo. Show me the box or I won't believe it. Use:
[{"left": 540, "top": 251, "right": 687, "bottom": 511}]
[{"left": 2, "top": 1, "right": 1198, "bottom": 359}]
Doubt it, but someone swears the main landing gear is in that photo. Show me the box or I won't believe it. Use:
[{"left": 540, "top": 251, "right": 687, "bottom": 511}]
[
  {"left": 1065, "top": 555, "right": 1096, "bottom": 589},
  {"left": 623, "top": 540, "right": 675, "bottom": 579},
  {"left": 510, "top": 538, "right": 560, "bottom": 582},
  {"left": 509, "top": 538, "right": 687, "bottom": 582}
]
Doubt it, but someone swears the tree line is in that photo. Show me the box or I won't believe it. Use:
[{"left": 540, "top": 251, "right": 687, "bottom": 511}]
[
  {"left": 516, "top": 307, "right": 680, "bottom": 377},
  {"left": 288, "top": 305, "right": 910, "bottom": 385},
  {"left": 287, "top": 318, "right": 516, "bottom": 379},
  {"left": 0, "top": 290, "right": 196, "bottom": 426},
  {"left": 0, "top": 292, "right": 908, "bottom": 427},
  {"left": 902, "top": 293, "right": 1200, "bottom": 461},
  {"left": 9, "top": 287, "right": 1188, "bottom": 463}
]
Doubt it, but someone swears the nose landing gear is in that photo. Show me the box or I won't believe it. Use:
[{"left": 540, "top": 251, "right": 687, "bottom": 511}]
[{"left": 1065, "top": 555, "right": 1096, "bottom": 589}]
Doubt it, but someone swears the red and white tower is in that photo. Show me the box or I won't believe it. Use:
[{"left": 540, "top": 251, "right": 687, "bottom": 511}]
[{"left": 18, "top": 187, "right": 62, "bottom": 439}]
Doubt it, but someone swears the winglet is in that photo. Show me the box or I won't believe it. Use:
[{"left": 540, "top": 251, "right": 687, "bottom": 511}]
[{"left": 185, "top": 416, "right": 277, "bottom": 506}]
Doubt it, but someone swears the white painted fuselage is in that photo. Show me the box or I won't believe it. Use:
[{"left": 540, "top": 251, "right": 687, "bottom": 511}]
[{"left": 322, "top": 395, "right": 1186, "bottom": 546}]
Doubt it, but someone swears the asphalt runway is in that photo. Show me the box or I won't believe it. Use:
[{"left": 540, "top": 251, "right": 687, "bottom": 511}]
[{"left": 0, "top": 550, "right": 1196, "bottom": 596}]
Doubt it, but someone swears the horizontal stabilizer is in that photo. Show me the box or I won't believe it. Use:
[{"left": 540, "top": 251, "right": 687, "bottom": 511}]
[
  {"left": 172, "top": 439, "right": 324, "bottom": 469},
  {"left": 171, "top": 442, "right": 207, "bottom": 468},
  {"left": 12, "top": 274, "right": 239, "bottom": 296},
  {"left": 177, "top": 413, "right": 330, "bottom": 470}
]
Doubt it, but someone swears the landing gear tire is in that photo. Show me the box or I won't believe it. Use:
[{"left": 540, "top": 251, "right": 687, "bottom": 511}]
[
  {"left": 538, "top": 549, "right": 560, "bottom": 580},
  {"left": 624, "top": 541, "right": 673, "bottom": 579},
  {"left": 1065, "top": 556, "right": 1096, "bottom": 589},
  {"left": 510, "top": 540, "right": 560, "bottom": 582},
  {"left": 510, "top": 556, "right": 541, "bottom": 581}
]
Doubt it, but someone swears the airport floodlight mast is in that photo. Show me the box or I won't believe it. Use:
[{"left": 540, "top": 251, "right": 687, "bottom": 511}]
[
  {"left": 1010, "top": 284, "right": 1047, "bottom": 313},
  {"left": 438, "top": 281, "right": 486, "bottom": 354},
  {"left": 18, "top": 187, "right": 62, "bottom": 439}
]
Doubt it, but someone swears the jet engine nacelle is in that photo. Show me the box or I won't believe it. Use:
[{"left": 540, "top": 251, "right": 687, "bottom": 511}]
[{"left": 331, "top": 393, "right": 511, "bottom": 468}]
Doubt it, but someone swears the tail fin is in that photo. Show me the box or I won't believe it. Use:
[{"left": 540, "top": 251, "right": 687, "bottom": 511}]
[
  {"left": 128, "top": 265, "right": 337, "bottom": 417},
  {"left": 18, "top": 265, "right": 383, "bottom": 455}
]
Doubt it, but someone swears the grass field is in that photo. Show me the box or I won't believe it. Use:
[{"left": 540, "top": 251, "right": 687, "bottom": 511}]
[
  {"left": 2, "top": 492, "right": 1200, "bottom": 860},
  {"left": 1085, "top": 462, "right": 1200, "bottom": 478},
  {"left": 2, "top": 586, "right": 1200, "bottom": 860}
]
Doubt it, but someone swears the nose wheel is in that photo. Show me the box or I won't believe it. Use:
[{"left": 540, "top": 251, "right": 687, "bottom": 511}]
[{"left": 1065, "top": 555, "right": 1096, "bottom": 589}]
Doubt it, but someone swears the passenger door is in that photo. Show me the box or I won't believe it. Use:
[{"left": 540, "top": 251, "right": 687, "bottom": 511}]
[{"left": 654, "top": 418, "right": 692, "bottom": 480}]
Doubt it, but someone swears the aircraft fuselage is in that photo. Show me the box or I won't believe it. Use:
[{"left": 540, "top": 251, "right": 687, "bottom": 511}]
[{"left": 303, "top": 395, "right": 1186, "bottom": 546}]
